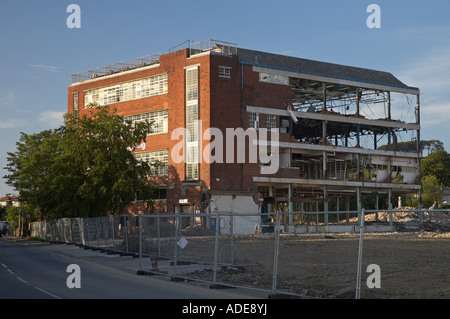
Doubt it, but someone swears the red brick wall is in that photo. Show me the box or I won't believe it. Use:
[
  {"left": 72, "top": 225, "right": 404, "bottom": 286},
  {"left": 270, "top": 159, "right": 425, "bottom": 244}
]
[{"left": 68, "top": 49, "right": 296, "bottom": 213}]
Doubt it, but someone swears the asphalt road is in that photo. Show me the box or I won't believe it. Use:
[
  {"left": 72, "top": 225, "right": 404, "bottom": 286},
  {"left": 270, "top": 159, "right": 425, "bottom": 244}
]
[{"left": 0, "top": 237, "right": 258, "bottom": 300}]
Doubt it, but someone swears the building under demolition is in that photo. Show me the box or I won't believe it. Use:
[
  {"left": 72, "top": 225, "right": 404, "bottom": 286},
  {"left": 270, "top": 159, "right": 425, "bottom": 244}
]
[{"left": 68, "top": 40, "right": 421, "bottom": 233}]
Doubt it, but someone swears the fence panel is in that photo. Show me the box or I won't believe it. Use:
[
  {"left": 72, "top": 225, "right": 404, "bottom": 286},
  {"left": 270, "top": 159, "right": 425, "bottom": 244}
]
[{"left": 29, "top": 209, "right": 450, "bottom": 298}]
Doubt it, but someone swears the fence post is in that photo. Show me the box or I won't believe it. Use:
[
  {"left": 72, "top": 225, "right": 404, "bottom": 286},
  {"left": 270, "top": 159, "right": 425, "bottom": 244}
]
[
  {"left": 103, "top": 217, "right": 108, "bottom": 249},
  {"left": 271, "top": 210, "right": 281, "bottom": 294},
  {"left": 157, "top": 216, "right": 161, "bottom": 257},
  {"left": 95, "top": 217, "right": 100, "bottom": 247},
  {"left": 138, "top": 215, "right": 142, "bottom": 271},
  {"left": 213, "top": 212, "right": 220, "bottom": 285},
  {"left": 87, "top": 218, "right": 92, "bottom": 246},
  {"left": 230, "top": 212, "right": 234, "bottom": 265},
  {"left": 173, "top": 213, "right": 179, "bottom": 276},
  {"left": 111, "top": 216, "right": 115, "bottom": 250},
  {"left": 355, "top": 208, "right": 365, "bottom": 299},
  {"left": 125, "top": 216, "right": 129, "bottom": 253},
  {"left": 389, "top": 204, "right": 393, "bottom": 226}
]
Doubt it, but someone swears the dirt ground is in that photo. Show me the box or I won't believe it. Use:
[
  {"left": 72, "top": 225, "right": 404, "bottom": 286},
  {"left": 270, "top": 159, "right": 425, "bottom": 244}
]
[
  {"left": 136, "top": 210, "right": 450, "bottom": 299},
  {"left": 190, "top": 232, "right": 450, "bottom": 299},
  {"left": 185, "top": 211, "right": 450, "bottom": 299}
]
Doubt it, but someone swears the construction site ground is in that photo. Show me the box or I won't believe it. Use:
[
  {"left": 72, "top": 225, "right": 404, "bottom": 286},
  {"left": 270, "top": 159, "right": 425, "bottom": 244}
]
[{"left": 167, "top": 211, "right": 450, "bottom": 299}]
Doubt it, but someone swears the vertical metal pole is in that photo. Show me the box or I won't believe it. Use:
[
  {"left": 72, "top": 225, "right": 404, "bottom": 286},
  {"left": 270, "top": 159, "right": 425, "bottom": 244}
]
[
  {"left": 111, "top": 216, "right": 116, "bottom": 251},
  {"left": 125, "top": 216, "right": 129, "bottom": 253},
  {"left": 356, "top": 209, "right": 365, "bottom": 299},
  {"left": 138, "top": 215, "right": 142, "bottom": 271},
  {"left": 87, "top": 218, "right": 91, "bottom": 246},
  {"left": 324, "top": 185, "right": 329, "bottom": 225},
  {"left": 271, "top": 211, "right": 281, "bottom": 294},
  {"left": 173, "top": 213, "right": 179, "bottom": 276},
  {"left": 103, "top": 217, "right": 108, "bottom": 248},
  {"left": 96, "top": 217, "right": 100, "bottom": 248},
  {"left": 387, "top": 91, "right": 391, "bottom": 121},
  {"left": 357, "top": 186, "right": 361, "bottom": 225},
  {"left": 78, "top": 218, "right": 83, "bottom": 245},
  {"left": 157, "top": 216, "right": 161, "bottom": 257},
  {"left": 374, "top": 132, "right": 377, "bottom": 150},
  {"left": 213, "top": 212, "right": 220, "bottom": 284},
  {"left": 417, "top": 92, "right": 422, "bottom": 225},
  {"left": 389, "top": 189, "right": 393, "bottom": 226},
  {"left": 230, "top": 213, "right": 234, "bottom": 265},
  {"left": 289, "top": 183, "right": 293, "bottom": 226},
  {"left": 356, "top": 88, "right": 360, "bottom": 117},
  {"left": 69, "top": 218, "right": 73, "bottom": 243}
]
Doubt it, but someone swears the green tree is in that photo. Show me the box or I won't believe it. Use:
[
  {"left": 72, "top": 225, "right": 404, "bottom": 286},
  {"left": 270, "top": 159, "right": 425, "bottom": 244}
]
[
  {"left": 421, "top": 150, "right": 450, "bottom": 186},
  {"left": 422, "top": 175, "right": 443, "bottom": 208},
  {"left": 4, "top": 106, "right": 157, "bottom": 219},
  {"left": 378, "top": 139, "right": 444, "bottom": 154},
  {"left": 4, "top": 129, "right": 58, "bottom": 215}
]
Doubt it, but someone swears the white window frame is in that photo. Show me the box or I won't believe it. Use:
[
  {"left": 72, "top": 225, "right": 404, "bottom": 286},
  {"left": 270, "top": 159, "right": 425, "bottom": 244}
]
[
  {"left": 219, "top": 66, "right": 231, "bottom": 78},
  {"left": 185, "top": 66, "right": 199, "bottom": 180},
  {"left": 266, "top": 114, "right": 277, "bottom": 131},
  {"left": 249, "top": 112, "right": 259, "bottom": 129},
  {"left": 125, "top": 110, "right": 168, "bottom": 135},
  {"left": 134, "top": 149, "right": 168, "bottom": 177},
  {"left": 84, "top": 73, "right": 168, "bottom": 107},
  {"left": 73, "top": 92, "right": 79, "bottom": 114}
]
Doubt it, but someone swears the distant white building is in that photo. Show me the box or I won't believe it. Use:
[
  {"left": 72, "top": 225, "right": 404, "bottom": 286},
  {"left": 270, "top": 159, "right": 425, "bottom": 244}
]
[{"left": 0, "top": 195, "right": 20, "bottom": 208}]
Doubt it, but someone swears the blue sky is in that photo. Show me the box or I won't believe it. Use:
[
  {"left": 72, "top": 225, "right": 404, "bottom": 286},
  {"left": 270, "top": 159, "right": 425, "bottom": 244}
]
[{"left": 1, "top": 0, "right": 450, "bottom": 196}]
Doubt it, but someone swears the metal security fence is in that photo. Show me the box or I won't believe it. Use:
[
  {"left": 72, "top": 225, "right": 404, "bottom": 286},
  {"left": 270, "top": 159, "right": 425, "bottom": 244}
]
[{"left": 30, "top": 209, "right": 450, "bottom": 298}]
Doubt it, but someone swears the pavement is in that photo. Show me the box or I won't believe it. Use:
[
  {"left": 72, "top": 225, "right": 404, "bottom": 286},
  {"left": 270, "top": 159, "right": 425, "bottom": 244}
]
[{"left": 1, "top": 235, "right": 270, "bottom": 298}]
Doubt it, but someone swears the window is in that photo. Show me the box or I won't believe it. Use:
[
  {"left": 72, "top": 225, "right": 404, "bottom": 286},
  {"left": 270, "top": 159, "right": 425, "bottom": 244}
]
[
  {"left": 135, "top": 150, "right": 168, "bottom": 177},
  {"left": 266, "top": 114, "right": 277, "bottom": 131},
  {"left": 125, "top": 110, "right": 168, "bottom": 135},
  {"left": 73, "top": 92, "right": 79, "bottom": 118},
  {"left": 219, "top": 66, "right": 231, "bottom": 78},
  {"left": 259, "top": 72, "right": 289, "bottom": 85},
  {"left": 186, "top": 66, "right": 199, "bottom": 180},
  {"left": 186, "top": 68, "right": 198, "bottom": 101},
  {"left": 84, "top": 73, "right": 168, "bottom": 107},
  {"left": 249, "top": 112, "right": 259, "bottom": 129}
]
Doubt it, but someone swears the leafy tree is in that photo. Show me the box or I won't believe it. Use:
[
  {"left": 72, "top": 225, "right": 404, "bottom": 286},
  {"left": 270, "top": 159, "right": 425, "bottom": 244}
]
[
  {"left": 421, "top": 175, "right": 443, "bottom": 208},
  {"left": 421, "top": 150, "right": 450, "bottom": 186},
  {"left": 4, "top": 129, "right": 59, "bottom": 215},
  {"left": 4, "top": 106, "right": 157, "bottom": 219},
  {"left": 378, "top": 139, "right": 444, "bottom": 154}
]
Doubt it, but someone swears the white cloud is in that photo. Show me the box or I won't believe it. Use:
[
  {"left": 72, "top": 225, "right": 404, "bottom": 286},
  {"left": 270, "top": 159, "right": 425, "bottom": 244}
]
[
  {"left": 0, "top": 119, "right": 28, "bottom": 129},
  {"left": 396, "top": 46, "right": 450, "bottom": 129},
  {"left": 38, "top": 110, "right": 65, "bottom": 128},
  {"left": 0, "top": 90, "right": 28, "bottom": 129},
  {"left": 398, "top": 48, "right": 450, "bottom": 99},
  {"left": 29, "top": 64, "right": 60, "bottom": 73},
  {"left": 0, "top": 90, "right": 15, "bottom": 105},
  {"left": 420, "top": 102, "right": 450, "bottom": 127}
]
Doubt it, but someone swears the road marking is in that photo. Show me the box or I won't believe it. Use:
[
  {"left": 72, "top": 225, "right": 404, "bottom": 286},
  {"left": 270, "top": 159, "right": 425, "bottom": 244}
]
[
  {"left": 2, "top": 260, "right": 61, "bottom": 298},
  {"left": 34, "top": 287, "right": 62, "bottom": 299}
]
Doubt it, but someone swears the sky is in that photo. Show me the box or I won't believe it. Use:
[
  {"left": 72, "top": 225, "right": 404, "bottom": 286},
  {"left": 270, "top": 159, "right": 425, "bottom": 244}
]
[{"left": 1, "top": 0, "right": 450, "bottom": 196}]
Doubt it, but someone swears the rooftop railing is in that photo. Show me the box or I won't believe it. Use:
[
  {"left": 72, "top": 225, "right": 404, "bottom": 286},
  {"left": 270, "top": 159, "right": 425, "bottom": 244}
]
[
  {"left": 71, "top": 52, "right": 162, "bottom": 84},
  {"left": 70, "top": 39, "right": 238, "bottom": 84},
  {"left": 189, "top": 39, "right": 238, "bottom": 56}
]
